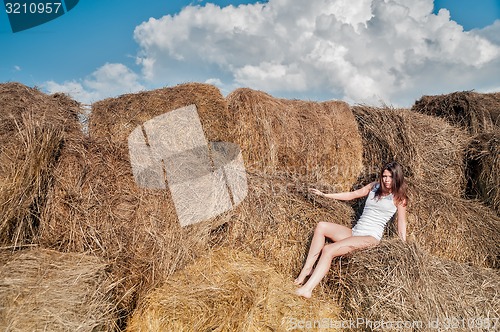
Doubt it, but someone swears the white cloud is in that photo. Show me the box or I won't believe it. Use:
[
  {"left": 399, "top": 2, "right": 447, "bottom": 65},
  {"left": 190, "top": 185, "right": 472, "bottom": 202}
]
[
  {"left": 133, "top": 0, "right": 500, "bottom": 106},
  {"left": 44, "top": 63, "right": 145, "bottom": 104},
  {"left": 13, "top": 65, "right": 21, "bottom": 72},
  {"left": 44, "top": 80, "right": 98, "bottom": 105},
  {"left": 474, "top": 19, "right": 500, "bottom": 45}
]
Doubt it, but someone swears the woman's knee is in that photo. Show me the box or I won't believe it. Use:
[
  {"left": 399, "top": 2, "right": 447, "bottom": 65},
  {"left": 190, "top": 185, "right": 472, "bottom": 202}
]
[
  {"left": 321, "top": 243, "right": 338, "bottom": 258},
  {"left": 315, "top": 221, "right": 331, "bottom": 235}
]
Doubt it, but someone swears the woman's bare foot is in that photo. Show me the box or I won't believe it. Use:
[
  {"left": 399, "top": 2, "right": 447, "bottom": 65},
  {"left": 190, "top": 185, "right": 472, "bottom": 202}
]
[
  {"left": 295, "top": 286, "right": 312, "bottom": 298},
  {"left": 294, "top": 268, "right": 314, "bottom": 286}
]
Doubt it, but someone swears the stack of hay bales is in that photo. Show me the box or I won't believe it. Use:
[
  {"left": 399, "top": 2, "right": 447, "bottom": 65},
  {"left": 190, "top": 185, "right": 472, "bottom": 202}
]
[
  {"left": 227, "top": 88, "right": 363, "bottom": 192},
  {"left": 467, "top": 131, "right": 499, "bottom": 214},
  {"left": 352, "top": 105, "right": 499, "bottom": 268},
  {"left": 127, "top": 248, "right": 339, "bottom": 331},
  {"left": 214, "top": 171, "right": 355, "bottom": 278},
  {"left": 412, "top": 91, "right": 499, "bottom": 134},
  {"left": 39, "top": 83, "right": 235, "bottom": 317},
  {"left": 0, "top": 248, "right": 118, "bottom": 331},
  {"left": 89, "top": 83, "right": 232, "bottom": 145},
  {"left": 329, "top": 240, "right": 500, "bottom": 331},
  {"left": 3, "top": 80, "right": 497, "bottom": 330},
  {"left": 211, "top": 88, "right": 366, "bottom": 281},
  {"left": 0, "top": 83, "right": 81, "bottom": 247},
  {"left": 352, "top": 105, "right": 468, "bottom": 195},
  {"left": 412, "top": 91, "right": 500, "bottom": 214}
]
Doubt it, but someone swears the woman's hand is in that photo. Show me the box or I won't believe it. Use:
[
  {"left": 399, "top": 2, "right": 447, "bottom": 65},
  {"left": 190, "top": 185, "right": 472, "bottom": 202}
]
[{"left": 308, "top": 188, "right": 324, "bottom": 197}]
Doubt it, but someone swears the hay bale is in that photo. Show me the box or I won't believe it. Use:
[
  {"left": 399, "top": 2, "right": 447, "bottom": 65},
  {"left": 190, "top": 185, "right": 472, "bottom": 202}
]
[
  {"left": 227, "top": 88, "right": 363, "bottom": 191},
  {"left": 0, "top": 82, "right": 82, "bottom": 247},
  {"left": 405, "top": 189, "right": 500, "bottom": 268},
  {"left": 0, "top": 83, "right": 81, "bottom": 138},
  {"left": 41, "top": 83, "right": 238, "bottom": 316},
  {"left": 89, "top": 82, "right": 232, "bottom": 144},
  {"left": 0, "top": 248, "right": 118, "bottom": 331},
  {"left": 411, "top": 91, "right": 500, "bottom": 214},
  {"left": 39, "top": 138, "right": 220, "bottom": 318},
  {"left": 352, "top": 105, "right": 469, "bottom": 196},
  {"left": 330, "top": 240, "right": 500, "bottom": 331},
  {"left": 127, "top": 248, "right": 340, "bottom": 332},
  {"left": 214, "top": 171, "right": 355, "bottom": 278},
  {"left": 466, "top": 131, "right": 500, "bottom": 214},
  {"left": 412, "top": 91, "right": 500, "bottom": 134},
  {"left": 352, "top": 106, "right": 499, "bottom": 268}
]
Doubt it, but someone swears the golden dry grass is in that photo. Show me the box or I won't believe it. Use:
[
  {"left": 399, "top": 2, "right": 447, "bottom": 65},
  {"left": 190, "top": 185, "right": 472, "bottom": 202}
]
[
  {"left": 127, "top": 248, "right": 340, "bottom": 332},
  {"left": 406, "top": 190, "right": 500, "bottom": 268},
  {"left": 411, "top": 91, "right": 500, "bottom": 214},
  {"left": 214, "top": 171, "right": 355, "bottom": 278},
  {"left": 0, "top": 83, "right": 81, "bottom": 247},
  {"left": 329, "top": 239, "right": 500, "bottom": 331},
  {"left": 1, "top": 82, "right": 498, "bottom": 331},
  {"left": 352, "top": 105, "right": 469, "bottom": 196},
  {"left": 227, "top": 88, "right": 363, "bottom": 192},
  {"left": 39, "top": 138, "right": 218, "bottom": 320},
  {"left": 0, "top": 248, "right": 118, "bottom": 332},
  {"left": 467, "top": 131, "right": 500, "bottom": 214},
  {"left": 90, "top": 83, "right": 233, "bottom": 144},
  {"left": 352, "top": 105, "right": 499, "bottom": 268},
  {"left": 412, "top": 91, "right": 500, "bottom": 135}
]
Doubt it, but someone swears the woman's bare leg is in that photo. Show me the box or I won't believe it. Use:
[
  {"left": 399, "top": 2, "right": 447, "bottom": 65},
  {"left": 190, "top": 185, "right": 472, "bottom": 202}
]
[
  {"left": 296, "top": 235, "right": 378, "bottom": 298},
  {"left": 294, "top": 222, "right": 352, "bottom": 285}
]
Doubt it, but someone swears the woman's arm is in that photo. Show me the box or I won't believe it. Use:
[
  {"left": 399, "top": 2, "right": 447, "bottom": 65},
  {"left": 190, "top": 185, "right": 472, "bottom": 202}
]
[
  {"left": 309, "top": 182, "right": 374, "bottom": 201},
  {"left": 396, "top": 201, "right": 407, "bottom": 242}
]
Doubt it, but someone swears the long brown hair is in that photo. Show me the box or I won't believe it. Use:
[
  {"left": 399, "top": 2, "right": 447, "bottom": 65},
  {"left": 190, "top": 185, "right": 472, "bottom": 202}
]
[{"left": 375, "top": 161, "right": 408, "bottom": 206}]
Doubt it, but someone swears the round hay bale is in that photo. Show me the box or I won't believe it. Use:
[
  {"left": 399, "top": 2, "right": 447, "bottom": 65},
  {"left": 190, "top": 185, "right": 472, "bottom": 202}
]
[
  {"left": 227, "top": 88, "right": 363, "bottom": 192},
  {"left": 412, "top": 91, "right": 500, "bottom": 134},
  {"left": 404, "top": 187, "right": 500, "bottom": 268},
  {"left": 0, "top": 82, "right": 82, "bottom": 247},
  {"left": 126, "top": 248, "right": 340, "bottom": 332},
  {"left": 0, "top": 82, "right": 81, "bottom": 139},
  {"left": 214, "top": 171, "right": 355, "bottom": 278},
  {"left": 0, "top": 248, "right": 118, "bottom": 332},
  {"left": 39, "top": 137, "right": 220, "bottom": 318},
  {"left": 89, "top": 82, "right": 232, "bottom": 144},
  {"left": 466, "top": 131, "right": 500, "bottom": 214},
  {"left": 329, "top": 240, "right": 500, "bottom": 331},
  {"left": 352, "top": 105, "right": 469, "bottom": 197},
  {"left": 352, "top": 106, "right": 499, "bottom": 268}
]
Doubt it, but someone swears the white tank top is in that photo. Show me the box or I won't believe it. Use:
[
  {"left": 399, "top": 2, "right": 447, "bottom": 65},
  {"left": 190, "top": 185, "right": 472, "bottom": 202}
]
[{"left": 352, "top": 183, "right": 397, "bottom": 240}]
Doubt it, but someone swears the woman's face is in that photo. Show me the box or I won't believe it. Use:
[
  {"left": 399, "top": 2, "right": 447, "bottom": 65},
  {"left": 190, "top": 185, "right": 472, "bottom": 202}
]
[{"left": 382, "top": 169, "right": 393, "bottom": 191}]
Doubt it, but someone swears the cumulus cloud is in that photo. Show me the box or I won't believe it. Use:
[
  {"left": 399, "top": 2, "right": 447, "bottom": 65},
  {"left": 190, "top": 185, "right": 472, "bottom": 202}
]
[
  {"left": 44, "top": 63, "right": 145, "bottom": 104},
  {"left": 133, "top": 0, "right": 500, "bottom": 106}
]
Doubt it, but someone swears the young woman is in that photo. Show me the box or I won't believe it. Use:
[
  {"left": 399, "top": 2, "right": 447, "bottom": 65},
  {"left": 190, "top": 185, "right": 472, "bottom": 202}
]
[{"left": 295, "top": 161, "right": 408, "bottom": 298}]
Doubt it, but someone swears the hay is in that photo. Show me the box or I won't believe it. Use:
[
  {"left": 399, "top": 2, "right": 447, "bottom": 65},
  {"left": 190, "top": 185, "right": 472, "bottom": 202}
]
[
  {"left": 329, "top": 240, "right": 500, "bottom": 331},
  {"left": 39, "top": 138, "right": 349, "bottom": 325},
  {"left": 0, "top": 248, "right": 118, "bottom": 331},
  {"left": 0, "top": 83, "right": 81, "bottom": 137},
  {"left": 127, "top": 248, "right": 340, "bottom": 332},
  {"left": 412, "top": 91, "right": 500, "bottom": 134},
  {"left": 39, "top": 137, "right": 220, "bottom": 319},
  {"left": 352, "top": 105, "right": 499, "bottom": 268},
  {"left": 406, "top": 189, "right": 500, "bottom": 268},
  {"left": 214, "top": 171, "right": 355, "bottom": 279},
  {"left": 0, "top": 83, "right": 82, "bottom": 247},
  {"left": 89, "top": 82, "right": 232, "bottom": 144},
  {"left": 41, "top": 84, "right": 236, "bottom": 319},
  {"left": 411, "top": 91, "right": 500, "bottom": 214},
  {"left": 352, "top": 105, "right": 469, "bottom": 196},
  {"left": 466, "top": 131, "right": 500, "bottom": 214},
  {"left": 227, "top": 88, "right": 363, "bottom": 192}
]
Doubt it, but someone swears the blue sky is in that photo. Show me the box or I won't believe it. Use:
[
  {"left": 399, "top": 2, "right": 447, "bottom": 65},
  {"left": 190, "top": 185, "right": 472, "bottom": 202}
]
[{"left": 1, "top": 0, "right": 499, "bottom": 106}]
